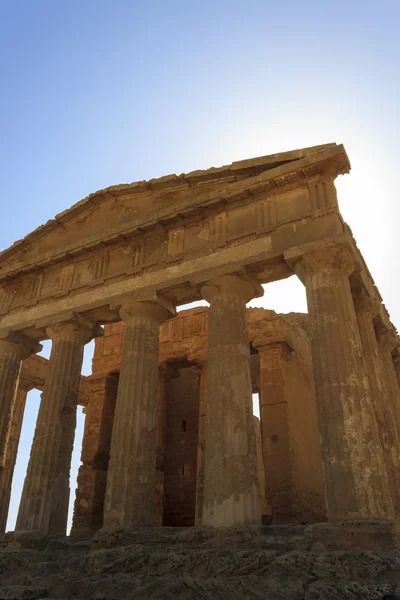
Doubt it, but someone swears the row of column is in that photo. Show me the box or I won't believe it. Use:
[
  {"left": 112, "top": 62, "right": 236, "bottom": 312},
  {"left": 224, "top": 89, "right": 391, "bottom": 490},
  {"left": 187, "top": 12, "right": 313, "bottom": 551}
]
[{"left": 0, "top": 238, "right": 399, "bottom": 534}]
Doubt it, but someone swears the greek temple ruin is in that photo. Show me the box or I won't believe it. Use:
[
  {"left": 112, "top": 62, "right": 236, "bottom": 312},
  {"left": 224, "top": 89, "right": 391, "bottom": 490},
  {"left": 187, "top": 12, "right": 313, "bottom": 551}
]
[{"left": 1, "top": 143, "right": 400, "bottom": 598}]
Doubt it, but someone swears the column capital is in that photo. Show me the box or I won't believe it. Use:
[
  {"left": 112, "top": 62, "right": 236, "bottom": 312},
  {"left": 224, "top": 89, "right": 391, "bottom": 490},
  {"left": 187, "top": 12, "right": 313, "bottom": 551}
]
[
  {"left": 118, "top": 294, "right": 175, "bottom": 326},
  {"left": 200, "top": 273, "right": 263, "bottom": 304},
  {"left": 284, "top": 236, "right": 356, "bottom": 282},
  {"left": 46, "top": 315, "right": 103, "bottom": 345},
  {"left": 377, "top": 328, "right": 399, "bottom": 352},
  {"left": 0, "top": 332, "right": 42, "bottom": 360},
  {"left": 353, "top": 293, "right": 381, "bottom": 318}
]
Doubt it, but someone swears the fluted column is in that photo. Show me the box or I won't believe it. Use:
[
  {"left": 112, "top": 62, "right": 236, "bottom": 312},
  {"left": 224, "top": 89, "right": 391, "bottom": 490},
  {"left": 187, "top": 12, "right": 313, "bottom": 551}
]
[
  {"left": 104, "top": 298, "right": 174, "bottom": 528},
  {"left": 394, "top": 355, "right": 400, "bottom": 392},
  {"left": 354, "top": 296, "right": 400, "bottom": 514},
  {"left": 0, "top": 334, "right": 40, "bottom": 466},
  {"left": 0, "top": 380, "right": 33, "bottom": 532},
  {"left": 201, "top": 274, "right": 261, "bottom": 526},
  {"left": 285, "top": 239, "right": 394, "bottom": 521},
  {"left": 377, "top": 329, "right": 400, "bottom": 459},
  {"left": 16, "top": 319, "right": 100, "bottom": 534}
]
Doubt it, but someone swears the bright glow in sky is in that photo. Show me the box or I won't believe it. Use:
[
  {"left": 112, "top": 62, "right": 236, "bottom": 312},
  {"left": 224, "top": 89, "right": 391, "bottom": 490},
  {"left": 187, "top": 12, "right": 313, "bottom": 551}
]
[{"left": 2, "top": 0, "right": 400, "bottom": 532}]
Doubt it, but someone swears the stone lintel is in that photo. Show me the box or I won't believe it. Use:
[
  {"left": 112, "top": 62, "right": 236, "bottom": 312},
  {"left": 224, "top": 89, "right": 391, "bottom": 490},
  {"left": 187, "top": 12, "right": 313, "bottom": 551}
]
[
  {"left": 249, "top": 315, "right": 310, "bottom": 365},
  {"left": 0, "top": 211, "right": 345, "bottom": 338}
]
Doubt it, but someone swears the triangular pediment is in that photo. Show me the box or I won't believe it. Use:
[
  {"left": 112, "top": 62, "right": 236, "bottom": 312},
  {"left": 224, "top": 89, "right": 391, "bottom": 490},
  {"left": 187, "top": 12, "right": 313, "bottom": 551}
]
[{"left": 0, "top": 143, "right": 349, "bottom": 281}]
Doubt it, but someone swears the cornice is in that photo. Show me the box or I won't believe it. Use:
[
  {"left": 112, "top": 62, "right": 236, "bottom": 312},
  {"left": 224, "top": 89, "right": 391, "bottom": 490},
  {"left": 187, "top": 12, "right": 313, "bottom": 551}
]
[{"left": 0, "top": 144, "right": 349, "bottom": 281}]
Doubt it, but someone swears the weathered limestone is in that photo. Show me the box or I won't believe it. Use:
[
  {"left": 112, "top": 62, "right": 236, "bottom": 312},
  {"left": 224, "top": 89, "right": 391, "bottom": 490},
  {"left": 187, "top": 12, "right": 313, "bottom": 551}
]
[
  {"left": 201, "top": 274, "right": 261, "bottom": 526},
  {"left": 163, "top": 364, "right": 201, "bottom": 526},
  {"left": 377, "top": 328, "right": 400, "bottom": 446},
  {"left": 0, "top": 334, "right": 40, "bottom": 466},
  {"left": 285, "top": 239, "right": 394, "bottom": 521},
  {"left": 1, "top": 146, "right": 399, "bottom": 549},
  {"left": 71, "top": 374, "right": 118, "bottom": 537},
  {"left": 195, "top": 363, "right": 207, "bottom": 526},
  {"left": 0, "top": 380, "right": 33, "bottom": 532},
  {"left": 251, "top": 315, "right": 325, "bottom": 524},
  {"left": 103, "top": 298, "right": 174, "bottom": 529},
  {"left": 394, "top": 354, "right": 400, "bottom": 391},
  {"left": 154, "top": 364, "right": 168, "bottom": 527},
  {"left": 253, "top": 415, "right": 272, "bottom": 522},
  {"left": 16, "top": 319, "right": 100, "bottom": 535},
  {"left": 354, "top": 295, "right": 400, "bottom": 514}
]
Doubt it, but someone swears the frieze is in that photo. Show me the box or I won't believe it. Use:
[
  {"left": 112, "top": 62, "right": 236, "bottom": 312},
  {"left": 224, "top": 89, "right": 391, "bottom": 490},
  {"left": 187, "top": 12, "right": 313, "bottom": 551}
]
[
  {"left": 0, "top": 184, "right": 331, "bottom": 318},
  {"left": 256, "top": 198, "right": 277, "bottom": 236},
  {"left": 209, "top": 211, "right": 228, "bottom": 249},
  {"left": 166, "top": 228, "right": 185, "bottom": 265}
]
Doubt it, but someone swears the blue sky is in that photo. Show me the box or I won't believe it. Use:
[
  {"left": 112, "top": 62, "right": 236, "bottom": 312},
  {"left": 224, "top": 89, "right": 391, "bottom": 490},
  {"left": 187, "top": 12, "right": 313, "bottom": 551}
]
[{"left": 1, "top": 0, "right": 400, "bottom": 531}]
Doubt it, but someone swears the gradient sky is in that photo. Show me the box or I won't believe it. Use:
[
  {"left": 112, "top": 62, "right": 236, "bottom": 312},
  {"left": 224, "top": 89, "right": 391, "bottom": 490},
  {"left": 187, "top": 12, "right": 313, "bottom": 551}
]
[{"left": 1, "top": 0, "right": 399, "bottom": 531}]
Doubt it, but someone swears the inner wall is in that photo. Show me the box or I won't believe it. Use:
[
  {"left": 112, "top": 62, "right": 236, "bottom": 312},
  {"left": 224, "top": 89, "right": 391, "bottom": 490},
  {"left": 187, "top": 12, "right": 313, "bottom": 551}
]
[{"left": 163, "top": 364, "right": 200, "bottom": 527}]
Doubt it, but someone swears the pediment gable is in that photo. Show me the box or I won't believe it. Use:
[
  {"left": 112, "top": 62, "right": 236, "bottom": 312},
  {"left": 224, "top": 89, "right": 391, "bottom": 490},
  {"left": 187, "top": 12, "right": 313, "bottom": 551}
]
[{"left": 0, "top": 144, "right": 348, "bottom": 281}]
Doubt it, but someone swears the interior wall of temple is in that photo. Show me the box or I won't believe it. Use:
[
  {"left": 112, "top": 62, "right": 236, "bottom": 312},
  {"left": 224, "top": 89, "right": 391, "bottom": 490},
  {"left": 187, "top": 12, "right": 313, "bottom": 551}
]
[
  {"left": 163, "top": 364, "right": 200, "bottom": 527},
  {"left": 71, "top": 373, "right": 118, "bottom": 536},
  {"left": 284, "top": 353, "right": 326, "bottom": 523}
]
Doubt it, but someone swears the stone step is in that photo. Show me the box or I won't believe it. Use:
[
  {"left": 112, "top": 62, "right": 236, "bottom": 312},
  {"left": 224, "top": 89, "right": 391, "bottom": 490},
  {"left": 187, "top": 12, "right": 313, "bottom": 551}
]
[
  {"left": 0, "top": 586, "right": 46, "bottom": 600},
  {"left": 0, "top": 523, "right": 399, "bottom": 599},
  {"left": 2, "top": 576, "right": 396, "bottom": 600},
  {"left": 86, "top": 546, "right": 400, "bottom": 581}
]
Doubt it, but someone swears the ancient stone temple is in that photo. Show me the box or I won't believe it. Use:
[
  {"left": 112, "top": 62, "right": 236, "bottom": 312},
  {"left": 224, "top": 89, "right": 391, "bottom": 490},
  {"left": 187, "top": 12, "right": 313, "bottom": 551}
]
[{"left": 1, "top": 144, "right": 400, "bottom": 599}]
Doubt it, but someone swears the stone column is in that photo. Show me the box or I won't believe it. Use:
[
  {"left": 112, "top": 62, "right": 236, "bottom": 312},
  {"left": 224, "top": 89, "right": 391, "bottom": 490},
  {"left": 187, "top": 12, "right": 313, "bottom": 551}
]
[
  {"left": 377, "top": 329, "right": 400, "bottom": 458},
  {"left": 0, "top": 334, "right": 40, "bottom": 466},
  {"left": 71, "top": 373, "right": 118, "bottom": 537},
  {"left": 394, "top": 355, "right": 400, "bottom": 392},
  {"left": 16, "top": 318, "right": 100, "bottom": 535},
  {"left": 285, "top": 240, "right": 394, "bottom": 521},
  {"left": 195, "top": 363, "right": 207, "bottom": 526},
  {"left": 354, "top": 296, "right": 400, "bottom": 514},
  {"left": 200, "top": 274, "right": 261, "bottom": 526},
  {"left": 0, "top": 380, "right": 33, "bottom": 532},
  {"left": 154, "top": 363, "right": 169, "bottom": 527},
  {"left": 104, "top": 298, "right": 174, "bottom": 529}
]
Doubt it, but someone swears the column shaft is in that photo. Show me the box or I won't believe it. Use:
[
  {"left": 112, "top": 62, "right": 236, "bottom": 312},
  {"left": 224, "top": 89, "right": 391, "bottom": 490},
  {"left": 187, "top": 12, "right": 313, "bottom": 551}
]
[
  {"left": 287, "top": 243, "right": 394, "bottom": 520},
  {"left": 379, "top": 332, "right": 400, "bottom": 445},
  {"left": 104, "top": 301, "right": 171, "bottom": 528},
  {"left": 16, "top": 321, "right": 96, "bottom": 534},
  {"left": 0, "top": 382, "right": 30, "bottom": 532},
  {"left": 355, "top": 306, "right": 400, "bottom": 514},
  {"left": 0, "top": 336, "right": 39, "bottom": 465},
  {"left": 201, "top": 275, "right": 261, "bottom": 526}
]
